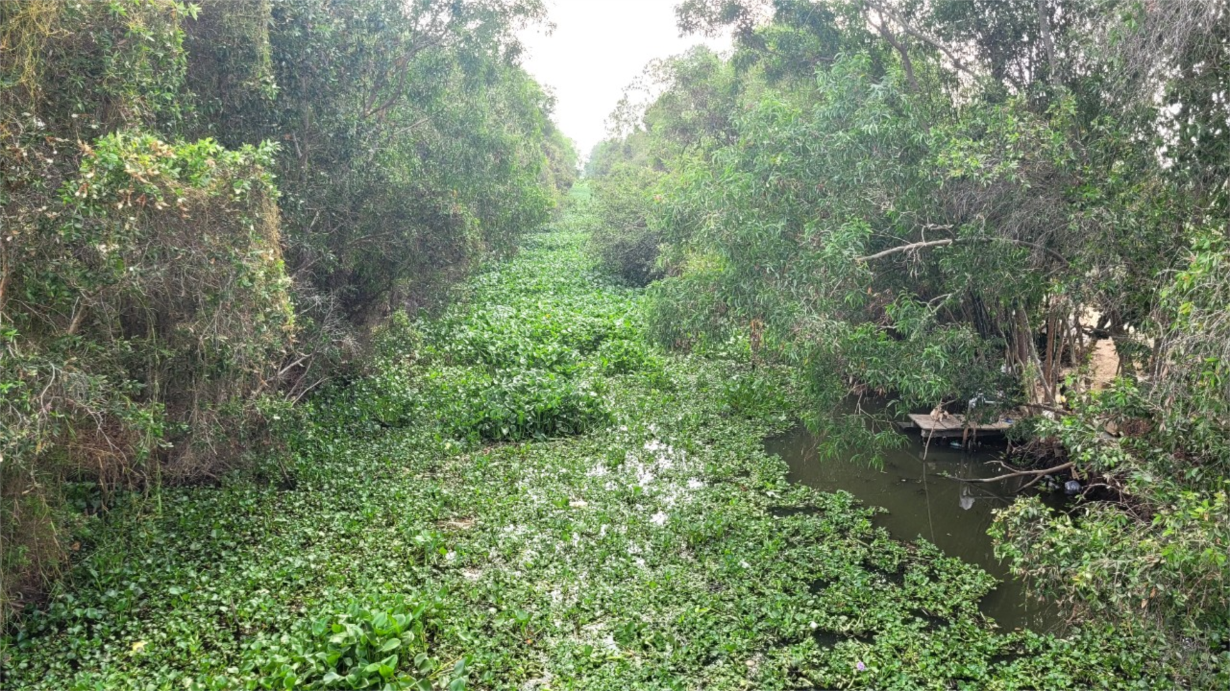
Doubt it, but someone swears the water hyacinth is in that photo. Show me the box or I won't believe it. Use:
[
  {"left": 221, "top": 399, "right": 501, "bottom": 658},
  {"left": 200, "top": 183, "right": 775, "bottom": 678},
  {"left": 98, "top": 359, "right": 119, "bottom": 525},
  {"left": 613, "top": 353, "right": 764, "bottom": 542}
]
[{"left": 3, "top": 197, "right": 1214, "bottom": 690}]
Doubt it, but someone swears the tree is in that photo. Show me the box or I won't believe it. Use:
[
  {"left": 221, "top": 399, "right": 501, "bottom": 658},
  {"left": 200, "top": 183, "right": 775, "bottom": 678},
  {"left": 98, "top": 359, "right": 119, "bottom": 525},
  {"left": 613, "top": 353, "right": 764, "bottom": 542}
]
[
  {"left": 1, "top": 0, "right": 570, "bottom": 622},
  {"left": 589, "top": 0, "right": 1230, "bottom": 666}
]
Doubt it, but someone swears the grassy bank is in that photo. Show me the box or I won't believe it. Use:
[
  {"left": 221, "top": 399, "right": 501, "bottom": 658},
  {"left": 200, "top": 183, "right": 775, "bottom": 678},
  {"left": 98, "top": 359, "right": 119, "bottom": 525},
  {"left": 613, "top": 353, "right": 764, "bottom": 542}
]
[{"left": 0, "top": 194, "right": 1199, "bottom": 689}]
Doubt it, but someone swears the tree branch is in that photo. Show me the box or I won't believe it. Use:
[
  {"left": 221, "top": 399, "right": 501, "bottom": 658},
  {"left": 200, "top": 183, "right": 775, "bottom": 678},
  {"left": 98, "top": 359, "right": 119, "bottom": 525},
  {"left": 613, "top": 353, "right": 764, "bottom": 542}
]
[
  {"left": 1037, "top": 0, "right": 1058, "bottom": 80},
  {"left": 864, "top": 0, "right": 979, "bottom": 80},
  {"left": 856, "top": 236, "right": 1069, "bottom": 265},
  {"left": 0, "top": 262, "right": 10, "bottom": 318},
  {"left": 858, "top": 238, "right": 957, "bottom": 261},
  {"left": 872, "top": 17, "right": 921, "bottom": 92},
  {"left": 948, "top": 461, "right": 1074, "bottom": 483}
]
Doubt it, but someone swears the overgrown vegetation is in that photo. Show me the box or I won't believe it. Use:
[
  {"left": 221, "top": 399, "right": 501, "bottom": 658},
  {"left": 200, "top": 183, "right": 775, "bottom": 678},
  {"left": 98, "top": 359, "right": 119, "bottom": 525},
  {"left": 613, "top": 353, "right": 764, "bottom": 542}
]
[
  {"left": 3, "top": 201, "right": 1218, "bottom": 688},
  {"left": 1, "top": 0, "right": 573, "bottom": 621},
  {"left": 6, "top": 0, "right": 1229, "bottom": 685},
  {"left": 588, "top": 0, "right": 1229, "bottom": 672}
]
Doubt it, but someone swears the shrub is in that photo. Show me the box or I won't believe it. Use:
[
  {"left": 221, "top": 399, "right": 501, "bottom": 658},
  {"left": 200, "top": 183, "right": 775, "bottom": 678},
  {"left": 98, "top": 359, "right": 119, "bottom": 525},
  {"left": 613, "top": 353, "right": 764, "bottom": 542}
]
[
  {"left": 1, "top": 133, "right": 291, "bottom": 621},
  {"left": 588, "top": 166, "right": 664, "bottom": 286},
  {"left": 0, "top": 0, "right": 572, "bottom": 626}
]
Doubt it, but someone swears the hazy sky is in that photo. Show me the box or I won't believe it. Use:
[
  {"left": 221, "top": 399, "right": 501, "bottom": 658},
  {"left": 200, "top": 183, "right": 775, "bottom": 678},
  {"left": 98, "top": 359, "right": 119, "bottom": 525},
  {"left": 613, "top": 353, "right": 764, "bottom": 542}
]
[{"left": 519, "top": 0, "right": 729, "bottom": 160}]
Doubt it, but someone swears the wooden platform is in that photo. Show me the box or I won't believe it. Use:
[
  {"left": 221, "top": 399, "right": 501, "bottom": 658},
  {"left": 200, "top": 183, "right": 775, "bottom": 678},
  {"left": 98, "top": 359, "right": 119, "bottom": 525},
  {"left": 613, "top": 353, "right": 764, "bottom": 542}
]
[{"left": 905, "top": 413, "right": 1014, "bottom": 438}]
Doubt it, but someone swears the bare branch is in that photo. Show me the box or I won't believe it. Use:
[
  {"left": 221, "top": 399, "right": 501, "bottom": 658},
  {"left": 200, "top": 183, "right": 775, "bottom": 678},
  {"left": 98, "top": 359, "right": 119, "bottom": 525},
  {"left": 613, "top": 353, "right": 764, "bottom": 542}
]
[
  {"left": 857, "top": 238, "right": 957, "bottom": 261},
  {"left": 947, "top": 461, "right": 1074, "bottom": 484},
  {"left": 856, "top": 236, "right": 1069, "bottom": 265},
  {"left": 863, "top": 0, "right": 980, "bottom": 80}
]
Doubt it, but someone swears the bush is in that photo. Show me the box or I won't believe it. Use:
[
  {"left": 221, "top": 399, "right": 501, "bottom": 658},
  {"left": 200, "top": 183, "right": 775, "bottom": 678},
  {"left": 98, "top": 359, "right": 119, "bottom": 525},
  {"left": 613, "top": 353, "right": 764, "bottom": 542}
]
[
  {"left": 1, "top": 0, "right": 571, "bottom": 622},
  {"left": 588, "top": 167, "right": 664, "bottom": 286},
  {"left": 296, "top": 311, "right": 425, "bottom": 435},
  {"left": 1, "top": 133, "right": 291, "bottom": 621}
]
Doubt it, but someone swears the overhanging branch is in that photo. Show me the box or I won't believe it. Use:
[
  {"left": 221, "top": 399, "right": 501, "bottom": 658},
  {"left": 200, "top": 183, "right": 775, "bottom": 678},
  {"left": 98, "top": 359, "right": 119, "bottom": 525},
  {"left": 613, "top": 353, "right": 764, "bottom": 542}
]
[
  {"left": 856, "top": 236, "right": 1069, "bottom": 265},
  {"left": 942, "top": 461, "right": 1074, "bottom": 484}
]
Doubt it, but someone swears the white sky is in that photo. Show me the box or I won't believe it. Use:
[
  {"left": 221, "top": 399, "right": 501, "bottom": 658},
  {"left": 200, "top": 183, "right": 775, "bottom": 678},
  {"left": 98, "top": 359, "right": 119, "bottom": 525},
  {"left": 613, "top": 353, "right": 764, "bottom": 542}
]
[{"left": 518, "top": 0, "right": 729, "bottom": 160}]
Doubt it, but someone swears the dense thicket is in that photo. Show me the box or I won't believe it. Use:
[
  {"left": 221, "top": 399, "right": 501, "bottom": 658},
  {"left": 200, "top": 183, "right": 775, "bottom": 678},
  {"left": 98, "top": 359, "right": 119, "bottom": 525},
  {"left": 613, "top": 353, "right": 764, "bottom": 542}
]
[
  {"left": 589, "top": 0, "right": 1229, "bottom": 675},
  {"left": 1, "top": 0, "right": 573, "bottom": 622}
]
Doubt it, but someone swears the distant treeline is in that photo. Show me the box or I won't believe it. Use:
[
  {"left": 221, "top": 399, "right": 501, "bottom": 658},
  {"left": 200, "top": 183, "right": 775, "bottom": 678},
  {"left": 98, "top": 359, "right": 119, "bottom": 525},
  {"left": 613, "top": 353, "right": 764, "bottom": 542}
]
[
  {"left": 588, "top": 0, "right": 1228, "bottom": 678},
  {"left": 0, "top": 0, "right": 574, "bottom": 621}
]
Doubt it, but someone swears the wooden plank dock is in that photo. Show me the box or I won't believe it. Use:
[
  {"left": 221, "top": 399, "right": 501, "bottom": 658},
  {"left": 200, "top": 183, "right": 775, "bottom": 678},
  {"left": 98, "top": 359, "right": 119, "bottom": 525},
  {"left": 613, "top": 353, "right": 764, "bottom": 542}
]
[{"left": 905, "top": 413, "right": 1015, "bottom": 439}]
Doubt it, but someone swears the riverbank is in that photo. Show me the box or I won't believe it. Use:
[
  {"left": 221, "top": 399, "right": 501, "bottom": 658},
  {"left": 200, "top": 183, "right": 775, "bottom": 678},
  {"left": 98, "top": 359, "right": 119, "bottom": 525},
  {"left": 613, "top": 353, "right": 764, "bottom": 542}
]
[{"left": 0, "top": 196, "right": 1192, "bottom": 689}]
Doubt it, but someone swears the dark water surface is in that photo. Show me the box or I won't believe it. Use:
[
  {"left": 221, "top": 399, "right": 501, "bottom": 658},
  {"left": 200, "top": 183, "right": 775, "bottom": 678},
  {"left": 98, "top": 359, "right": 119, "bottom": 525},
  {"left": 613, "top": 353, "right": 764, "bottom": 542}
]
[{"left": 766, "top": 425, "right": 1064, "bottom": 632}]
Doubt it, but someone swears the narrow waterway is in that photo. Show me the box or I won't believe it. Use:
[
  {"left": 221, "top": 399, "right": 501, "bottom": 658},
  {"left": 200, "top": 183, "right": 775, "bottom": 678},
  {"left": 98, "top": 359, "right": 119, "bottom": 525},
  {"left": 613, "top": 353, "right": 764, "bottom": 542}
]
[{"left": 767, "top": 425, "right": 1065, "bottom": 632}]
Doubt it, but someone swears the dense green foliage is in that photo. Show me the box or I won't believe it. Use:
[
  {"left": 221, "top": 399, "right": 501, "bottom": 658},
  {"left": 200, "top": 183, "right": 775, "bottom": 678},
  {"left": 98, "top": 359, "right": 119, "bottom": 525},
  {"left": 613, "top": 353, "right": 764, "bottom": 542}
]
[
  {"left": 1, "top": 0, "right": 573, "bottom": 621},
  {"left": 227, "top": 0, "right": 568, "bottom": 323},
  {"left": 6, "top": 0, "right": 1228, "bottom": 685},
  {"left": 4, "top": 202, "right": 1218, "bottom": 689},
  {"left": 585, "top": 163, "right": 664, "bottom": 286},
  {"left": 589, "top": 0, "right": 1229, "bottom": 672}
]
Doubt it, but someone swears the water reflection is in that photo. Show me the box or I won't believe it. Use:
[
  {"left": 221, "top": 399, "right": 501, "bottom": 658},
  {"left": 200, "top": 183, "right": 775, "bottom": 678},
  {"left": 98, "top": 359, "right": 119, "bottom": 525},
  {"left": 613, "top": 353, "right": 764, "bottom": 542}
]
[{"left": 766, "top": 425, "right": 1064, "bottom": 632}]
